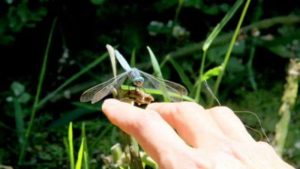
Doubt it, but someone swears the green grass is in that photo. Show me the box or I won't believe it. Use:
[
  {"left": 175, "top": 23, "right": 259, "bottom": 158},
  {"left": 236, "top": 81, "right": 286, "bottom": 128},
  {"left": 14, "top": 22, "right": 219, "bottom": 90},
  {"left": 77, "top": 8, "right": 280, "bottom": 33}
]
[
  {"left": 194, "top": 0, "right": 245, "bottom": 103},
  {"left": 3, "top": 1, "right": 300, "bottom": 168},
  {"left": 68, "top": 122, "right": 75, "bottom": 169},
  {"left": 212, "top": 0, "right": 251, "bottom": 105},
  {"left": 66, "top": 122, "right": 90, "bottom": 169},
  {"left": 148, "top": 46, "right": 172, "bottom": 102},
  {"left": 18, "top": 18, "right": 57, "bottom": 164}
]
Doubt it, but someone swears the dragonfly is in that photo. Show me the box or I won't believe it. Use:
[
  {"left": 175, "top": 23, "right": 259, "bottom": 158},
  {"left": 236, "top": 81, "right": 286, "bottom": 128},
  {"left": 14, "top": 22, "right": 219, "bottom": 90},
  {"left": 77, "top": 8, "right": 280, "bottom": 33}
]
[{"left": 80, "top": 44, "right": 188, "bottom": 104}]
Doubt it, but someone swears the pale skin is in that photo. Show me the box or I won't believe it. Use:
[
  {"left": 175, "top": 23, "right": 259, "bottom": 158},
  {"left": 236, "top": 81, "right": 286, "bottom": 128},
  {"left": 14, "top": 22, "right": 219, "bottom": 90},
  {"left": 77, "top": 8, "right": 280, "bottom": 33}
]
[{"left": 102, "top": 99, "right": 295, "bottom": 169}]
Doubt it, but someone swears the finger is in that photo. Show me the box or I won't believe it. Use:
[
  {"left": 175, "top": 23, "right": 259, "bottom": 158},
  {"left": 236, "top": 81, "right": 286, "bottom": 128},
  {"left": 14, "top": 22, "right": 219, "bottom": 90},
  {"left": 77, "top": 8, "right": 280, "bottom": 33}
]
[
  {"left": 207, "top": 106, "right": 255, "bottom": 143},
  {"left": 147, "top": 102, "right": 226, "bottom": 148},
  {"left": 101, "top": 99, "right": 190, "bottom": 163}
]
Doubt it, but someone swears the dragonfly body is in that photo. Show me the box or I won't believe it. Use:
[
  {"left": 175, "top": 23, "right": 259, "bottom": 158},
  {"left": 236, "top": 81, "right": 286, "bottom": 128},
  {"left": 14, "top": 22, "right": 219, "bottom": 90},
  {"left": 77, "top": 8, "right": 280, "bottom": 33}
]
[
  {"left": 126, "top": 68, "right": 144, "bottom": 87},
  {"left": 80, "top": 44, "right": 187, "bottom": 104},
  {"left": 114, "top": 50, "right": 144, "bottom": 87}
]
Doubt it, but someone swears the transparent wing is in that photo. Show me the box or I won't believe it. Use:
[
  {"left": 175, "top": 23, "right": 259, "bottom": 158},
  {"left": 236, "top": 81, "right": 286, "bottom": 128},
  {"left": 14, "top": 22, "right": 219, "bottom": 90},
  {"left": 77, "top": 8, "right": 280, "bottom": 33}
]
[
  {"left": 80, "top": 71, "right": 128, "bottom": 103},
  {"left": 115, "top": 50, "right": 132, "bottom": 71},
  {"left": 139, "top": 71, "right": 188, "bottom": 101}
]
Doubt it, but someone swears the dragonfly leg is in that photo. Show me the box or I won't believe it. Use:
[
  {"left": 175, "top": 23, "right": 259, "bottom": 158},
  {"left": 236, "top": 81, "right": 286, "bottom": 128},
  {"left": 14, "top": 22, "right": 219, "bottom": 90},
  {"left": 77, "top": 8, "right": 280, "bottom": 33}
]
[{"left": 111, "top": 87, "right": 118, "bottom": 98}]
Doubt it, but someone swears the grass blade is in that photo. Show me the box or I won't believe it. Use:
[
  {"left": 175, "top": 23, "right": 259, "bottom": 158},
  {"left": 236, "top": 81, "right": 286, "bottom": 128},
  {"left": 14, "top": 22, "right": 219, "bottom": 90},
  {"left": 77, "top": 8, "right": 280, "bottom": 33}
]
[
  {"left": 201, "top": 66, "right": 223, "bottom": 82},
  {"left": 147, "top": 46, "right": 170, "bottom": 102},
  {"left": 195, "top": 50, "right": 207, "bottom": 102},
  {"left": 18, "top": 18, "right": 57, "bottom": 164},
  {"left": 147, "top": 46, "right": 163, "bottom": 78},
  {"left": 13, "top": 96, "right": 24, "bottom": 147},
  {"left": 247, "top": 47, "right": 258, "bottom": 90},
  {"left": 75, "top": 138, "right": 85, "bottom": 169},
  {"left": 38, "top": 52, "right": 108, "bottom": 108},
  {"left": 130, "top": 48, "right": 137, "bottom": 68},
  {"left": 68, "top": 122, "right": 75, "bottom": 169},
  {"left": 83, "top": 147, "right": 89, "bottom": 169},
  {"left": 195, "top": 0, "right": 244, "bottom": 103},
  {"left": 212, "top": 0, "right": 251, "bottom": 105},
  {"left": 81, "top": 123, "right": 89, "bottom": 169},
  {"left": 106, "top": 44, "right": 117, "bottom": 77},
  {"left": 202, "top": 0, "right": 244, "bottom": 51}
]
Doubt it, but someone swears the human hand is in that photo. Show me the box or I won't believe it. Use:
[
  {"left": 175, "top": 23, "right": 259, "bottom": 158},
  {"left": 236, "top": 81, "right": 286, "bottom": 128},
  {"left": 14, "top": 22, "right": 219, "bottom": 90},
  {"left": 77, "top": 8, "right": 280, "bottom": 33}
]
[{"left": 102, "top": 99, "right": 294, "bottom": 169}]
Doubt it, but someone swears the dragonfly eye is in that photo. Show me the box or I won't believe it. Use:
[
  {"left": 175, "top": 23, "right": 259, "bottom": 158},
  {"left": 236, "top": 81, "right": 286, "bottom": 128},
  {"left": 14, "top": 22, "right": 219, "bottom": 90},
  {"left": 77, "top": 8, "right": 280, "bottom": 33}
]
[{"left": 133, "top": 77, "right": 144, "bottom": 87}]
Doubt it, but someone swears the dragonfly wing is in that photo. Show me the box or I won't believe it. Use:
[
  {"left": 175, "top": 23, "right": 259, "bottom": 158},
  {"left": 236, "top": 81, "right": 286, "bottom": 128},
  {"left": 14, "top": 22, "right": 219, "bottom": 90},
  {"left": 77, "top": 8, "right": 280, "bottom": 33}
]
[
  {"left": 80, "top": 72, "right": 128, "bottom": 103},
  {"left": 115, "top": 50, "right": 132, "bottom": 71},
  {"left": 91, "top": 85, "right": 113, "bottom": 104},
  {"left": 139, "top": 71, "right": 188, "bottom": 101}
]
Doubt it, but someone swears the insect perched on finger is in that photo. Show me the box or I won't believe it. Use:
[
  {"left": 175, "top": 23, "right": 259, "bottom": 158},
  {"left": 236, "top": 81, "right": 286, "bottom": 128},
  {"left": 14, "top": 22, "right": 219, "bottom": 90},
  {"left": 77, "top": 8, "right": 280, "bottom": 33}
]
[{"left": 80, "top": 44, "right": 187, "bottom": 104}]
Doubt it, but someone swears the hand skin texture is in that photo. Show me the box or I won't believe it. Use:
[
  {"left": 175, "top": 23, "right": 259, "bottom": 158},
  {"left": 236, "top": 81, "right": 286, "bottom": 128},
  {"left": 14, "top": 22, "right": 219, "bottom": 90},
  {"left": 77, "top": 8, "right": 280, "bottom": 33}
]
[{"left": 102, "top": 99, "right": 295, "bottom": 169}]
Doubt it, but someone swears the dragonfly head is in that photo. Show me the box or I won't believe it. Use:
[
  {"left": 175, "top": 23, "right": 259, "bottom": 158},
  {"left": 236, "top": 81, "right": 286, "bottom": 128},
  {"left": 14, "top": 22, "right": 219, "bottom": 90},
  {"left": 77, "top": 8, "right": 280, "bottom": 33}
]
[{"left": 133, "top": 76, "right": 144, "bottom": 87}]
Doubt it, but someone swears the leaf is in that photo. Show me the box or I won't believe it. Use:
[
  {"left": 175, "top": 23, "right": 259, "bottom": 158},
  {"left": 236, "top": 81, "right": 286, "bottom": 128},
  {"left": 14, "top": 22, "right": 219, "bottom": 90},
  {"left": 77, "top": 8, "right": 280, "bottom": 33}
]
[
  {"left": 147, "top": 46, "right": 170, "bottom": 102},
  {"left": 68, "top": 122, "right": 75, "bottom": 169},
  {"left": 147, "top": 46, "right": 163, "bottom": 79},
  {"left": 18, "top": 93, "right": 31, "bottom": 103},
  {"left": 106, "top": 44, "right": 117, "bottom": 77},
  {"left": 201, "top": 66, "right": 223, "bottom": 82},
  {"left": 202, "top": 0, "right": 244, "bottom": 51},
  {"left": 11, "top": 81, "right": 25, "bottom": 96},
  {"left": 75, "top": 138, "right": 85, "bottom": 169},
  {"left": 81, "top": 123, "right": 90, "bottom": 169}
]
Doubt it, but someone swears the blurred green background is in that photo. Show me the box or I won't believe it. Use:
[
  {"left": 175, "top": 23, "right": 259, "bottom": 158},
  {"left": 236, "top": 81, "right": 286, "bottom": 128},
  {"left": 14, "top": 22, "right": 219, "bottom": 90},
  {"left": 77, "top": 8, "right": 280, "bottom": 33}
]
[{"left": 0, "top": 0, "right": 300, "bottom": 168}]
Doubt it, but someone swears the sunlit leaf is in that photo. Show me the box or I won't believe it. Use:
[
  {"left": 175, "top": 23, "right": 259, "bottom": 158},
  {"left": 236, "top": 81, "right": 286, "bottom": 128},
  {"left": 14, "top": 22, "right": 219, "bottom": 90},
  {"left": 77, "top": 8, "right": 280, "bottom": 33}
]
[{"left": 201, "top": 66, "right": 223, "bottom": 81}]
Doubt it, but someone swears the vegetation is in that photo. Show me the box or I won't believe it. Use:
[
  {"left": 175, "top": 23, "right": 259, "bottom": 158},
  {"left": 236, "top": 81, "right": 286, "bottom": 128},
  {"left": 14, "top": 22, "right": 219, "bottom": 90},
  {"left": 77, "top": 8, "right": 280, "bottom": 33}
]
[{"left": 0, "top": 0, "right": 300, "bottom": 168}]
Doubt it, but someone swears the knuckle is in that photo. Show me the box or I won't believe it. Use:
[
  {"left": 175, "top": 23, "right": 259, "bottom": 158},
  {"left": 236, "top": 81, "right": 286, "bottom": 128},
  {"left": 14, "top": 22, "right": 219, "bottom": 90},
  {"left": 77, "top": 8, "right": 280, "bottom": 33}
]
[
  {"left": 178, "top": 102, "right": 205, "bottom": 111},
  {"left": 211, "top": 106, "right": 234, "bottom": 115}
]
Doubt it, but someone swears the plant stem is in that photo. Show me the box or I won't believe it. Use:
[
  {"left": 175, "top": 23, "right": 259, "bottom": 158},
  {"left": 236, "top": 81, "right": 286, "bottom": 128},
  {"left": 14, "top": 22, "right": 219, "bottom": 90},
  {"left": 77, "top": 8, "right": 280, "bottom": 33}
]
[
  {"left": 69, "top": 122, "right": 75, "bottom": 169},
  {"left": 18, "top": 17, "right": 57, "bottom": 164},
  {"left": 195, "top": 50, "right": 207, "bottom": 102},
  {"left": 210, "top": 0, "right": 251, "bottom": 105},
  {"left": 274, "top": 59, "right": 300, "bottom": 156},
  {"left": 174, "top": 0, "right": 184, "bottom": 23},
  {"left": 247, "top": 47, "right": 257, "bottom": 90},
  {"left": 167, "top": 15, "right": 300, "bottom": 59}
]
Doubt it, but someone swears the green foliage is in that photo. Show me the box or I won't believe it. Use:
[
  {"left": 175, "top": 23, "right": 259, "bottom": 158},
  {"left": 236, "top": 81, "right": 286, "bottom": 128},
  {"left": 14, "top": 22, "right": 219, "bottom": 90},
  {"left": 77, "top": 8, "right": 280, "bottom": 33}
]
[
  {"left": 68, "top": 122, "right": 75, "bottom": 169},
  {"left": 0, "top": 0, "right": 47, "bottom": 45},
  {"left": 7, "top": 82, "right": 31, "bottom": 149},
  {"left": 202, "top": 0, "right": 244, "bottom": 51},
  {"left": 1, "top": 0, "right": 300, "bottom": 168},
  {"left": 201, "top": 66, "right": 223, "bottom": 82},
  {"left": 66, "top": 122, "right": 90, "bottom": 169}
]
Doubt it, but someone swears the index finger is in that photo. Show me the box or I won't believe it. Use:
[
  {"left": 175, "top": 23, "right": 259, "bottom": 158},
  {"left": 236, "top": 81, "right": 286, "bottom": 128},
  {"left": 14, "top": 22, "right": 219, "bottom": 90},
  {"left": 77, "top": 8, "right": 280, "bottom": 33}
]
[
  {"left": 146, "top": 102, "right": 226, "bottom": 148},
  {"left": 101, "top": 99, "right": 189, "bottom": 162}
]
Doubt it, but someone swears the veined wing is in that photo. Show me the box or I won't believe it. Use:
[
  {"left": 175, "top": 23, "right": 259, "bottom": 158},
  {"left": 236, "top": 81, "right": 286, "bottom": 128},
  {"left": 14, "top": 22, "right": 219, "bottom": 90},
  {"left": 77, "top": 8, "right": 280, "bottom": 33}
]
[
  {"left": 80, "top": 71, "right": 128, "bottom": 104},
  {"left": 139, "top": 71, "right": 188, "bottom": 101},
  {"left": 115, "top": 50, "right": 132, "bottom": 71}
]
